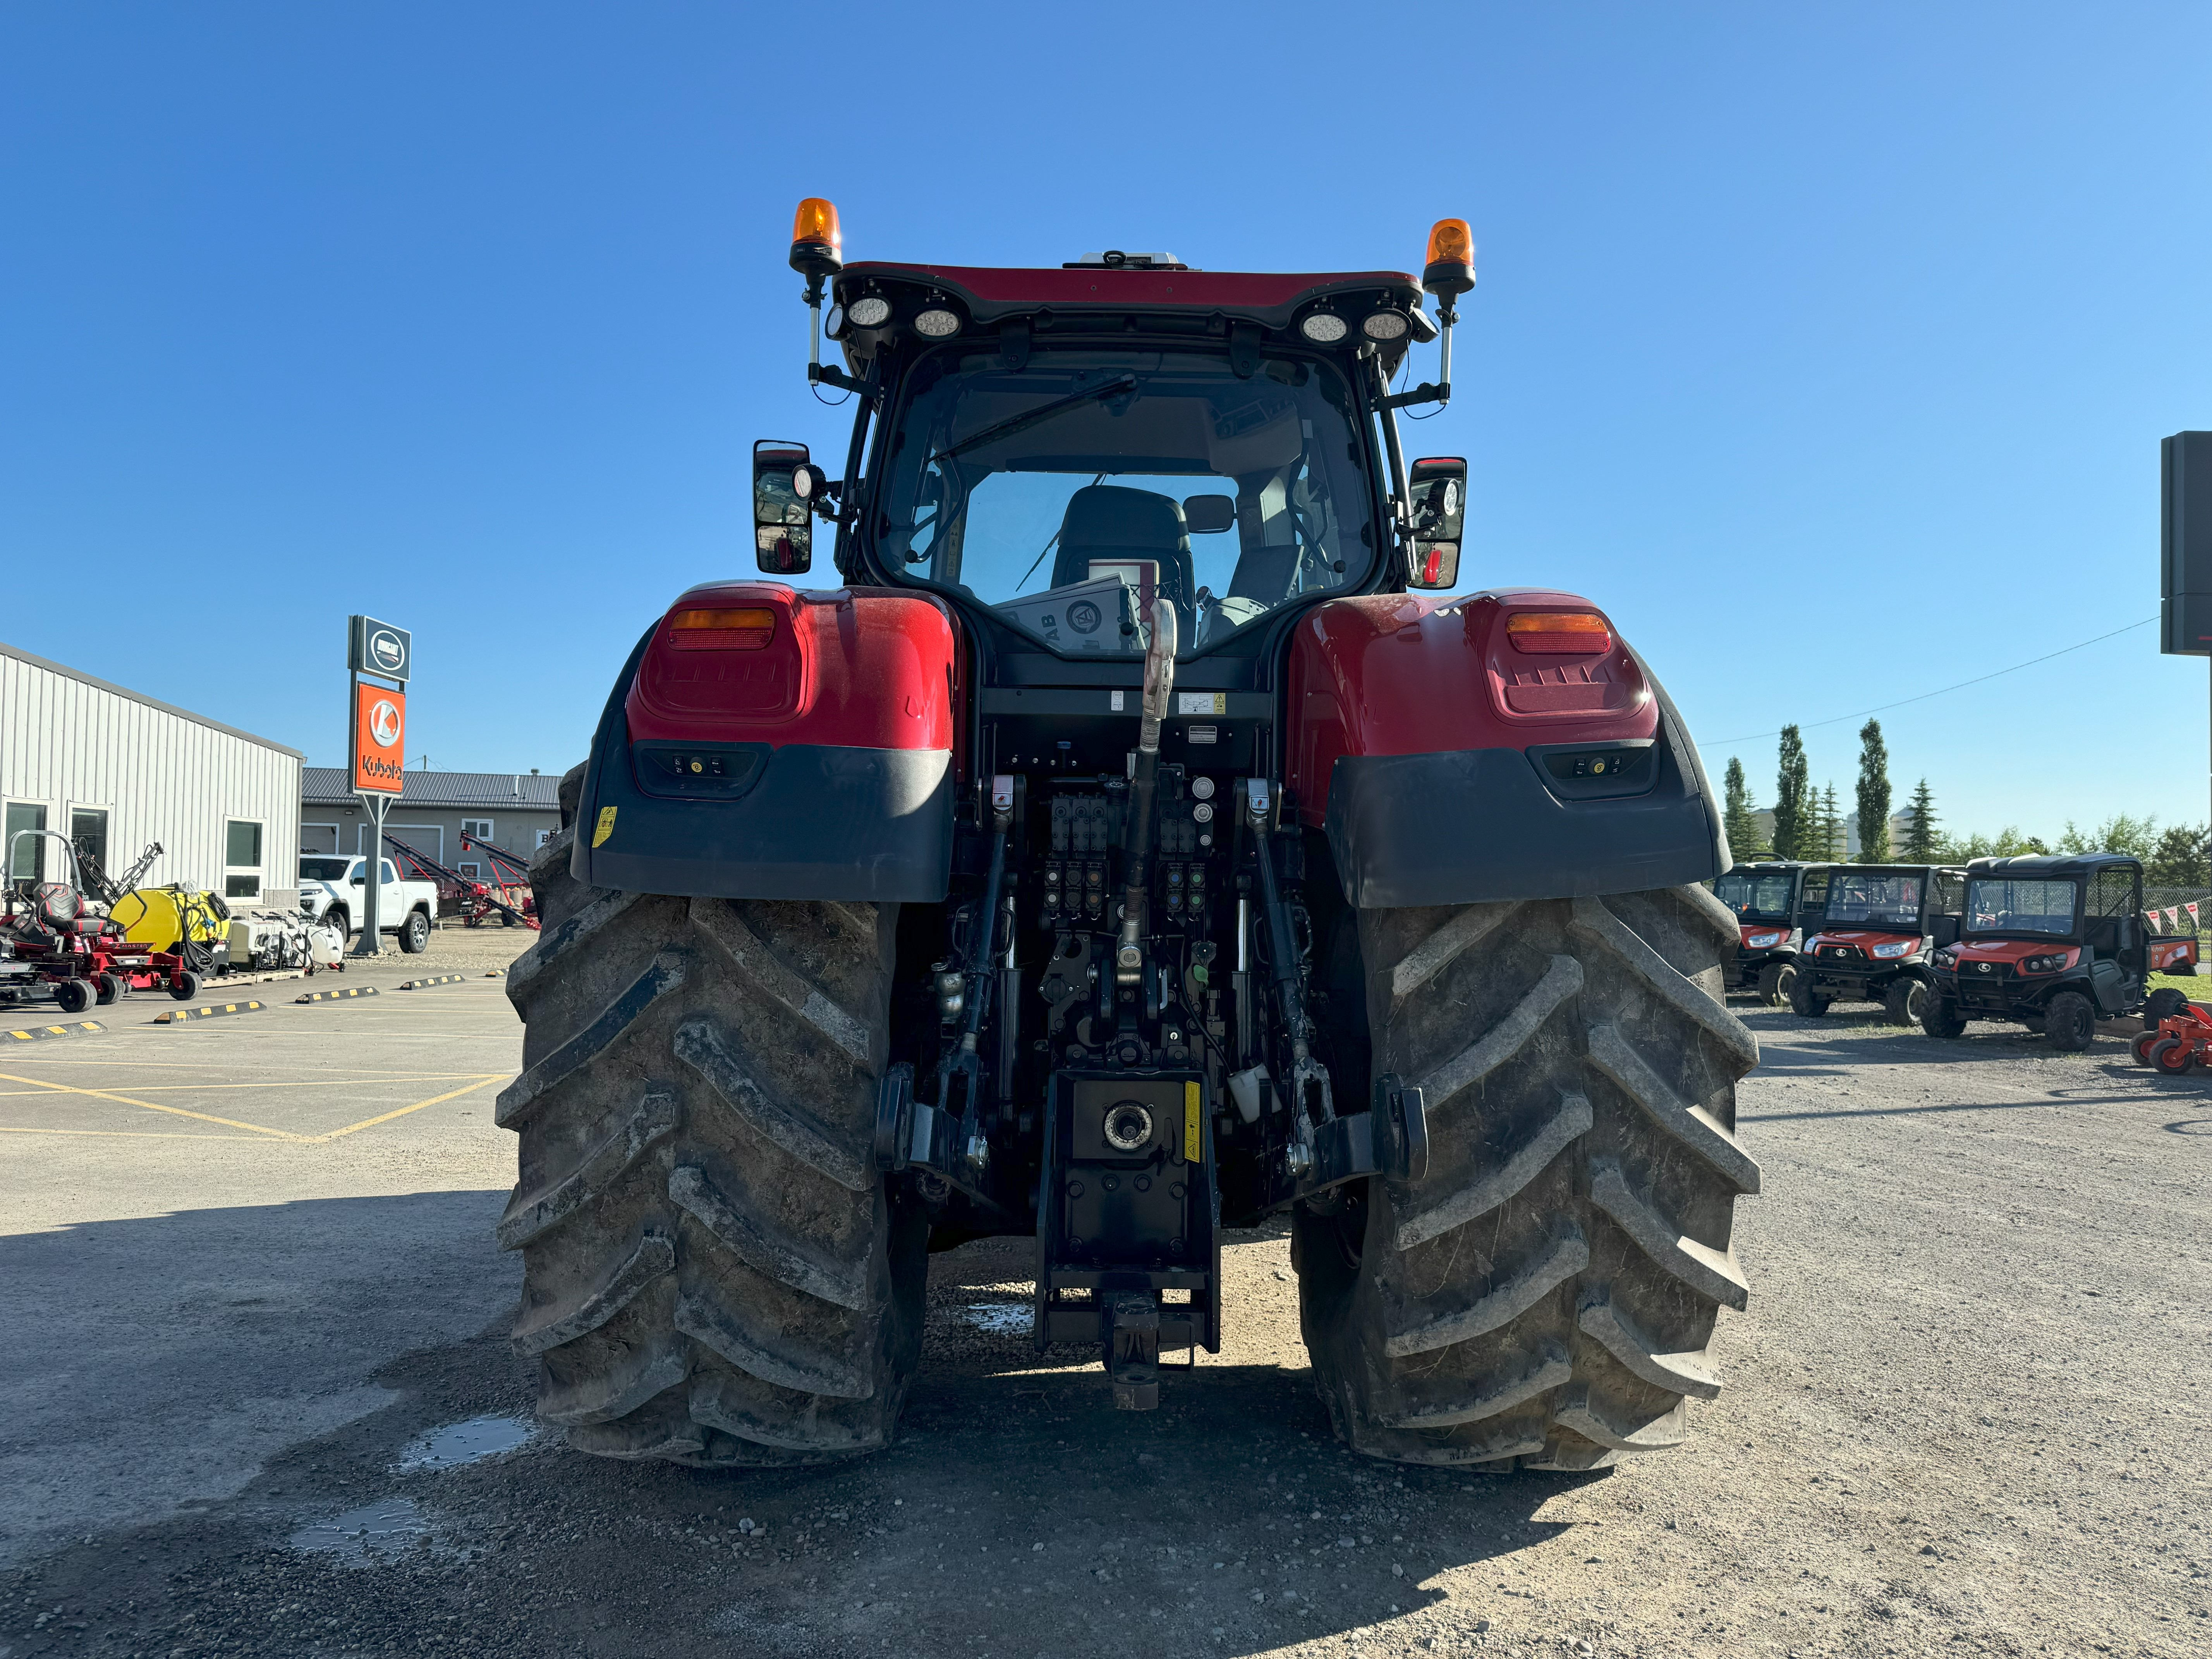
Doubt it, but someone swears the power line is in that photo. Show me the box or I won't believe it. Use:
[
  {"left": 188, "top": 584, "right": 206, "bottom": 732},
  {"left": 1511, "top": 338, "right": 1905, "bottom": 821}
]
[{"left": 1704, "top": 616, "right": 2157, "bottom": 748}]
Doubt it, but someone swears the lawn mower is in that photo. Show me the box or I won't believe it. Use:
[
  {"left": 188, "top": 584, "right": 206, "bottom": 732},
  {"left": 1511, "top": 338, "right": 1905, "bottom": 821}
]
[
  {"left": 2131, "top": 1001, "right": 2212, "bottom": 1073},
  {"left": 3, "top": 830, "right": 199, "bottom": 1012}
]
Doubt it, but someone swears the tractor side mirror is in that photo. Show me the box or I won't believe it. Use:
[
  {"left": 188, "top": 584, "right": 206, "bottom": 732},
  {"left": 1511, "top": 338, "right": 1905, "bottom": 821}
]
[
  {"left": 754, "top": 440, "right": 815, "bottom": 575},
  {"left": 1405, "top": 457, "right": 1466, "bottom": 591},
  {"left": 1182, "top": 493, "right": 1236, "bottom": 535}
]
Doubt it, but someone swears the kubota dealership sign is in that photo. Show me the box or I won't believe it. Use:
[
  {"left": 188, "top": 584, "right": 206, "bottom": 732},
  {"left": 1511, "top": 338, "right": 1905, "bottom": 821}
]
[{"left": 351, "top": 682, "right": 406, "bottom": 793}]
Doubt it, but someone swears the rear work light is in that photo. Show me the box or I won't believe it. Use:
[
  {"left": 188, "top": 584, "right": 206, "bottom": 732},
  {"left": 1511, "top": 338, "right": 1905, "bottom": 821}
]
[
  {"left": 1505, "top": 610, "right": 1613, "bottom": 655},
  {"left": 669, "top": 606, "right": 777, "bottom": 651}
]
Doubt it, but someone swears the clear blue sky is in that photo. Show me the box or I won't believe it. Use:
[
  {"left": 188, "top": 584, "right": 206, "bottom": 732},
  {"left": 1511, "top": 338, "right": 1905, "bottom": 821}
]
[{"left": 5, "top": 4, "right": 2209, "bottom": 841}]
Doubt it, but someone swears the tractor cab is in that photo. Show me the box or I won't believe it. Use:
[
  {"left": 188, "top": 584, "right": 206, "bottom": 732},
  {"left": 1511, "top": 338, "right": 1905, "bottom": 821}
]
[
  {"left": 1712, "top": 860, "right": 1831, "bottom": 1005},
  {"left": 1925, "top": 854, "right": 2181, "bottom": 1049},
  {"left": 1791, "top": 863, "right": 1965, "bottom": 1025}
]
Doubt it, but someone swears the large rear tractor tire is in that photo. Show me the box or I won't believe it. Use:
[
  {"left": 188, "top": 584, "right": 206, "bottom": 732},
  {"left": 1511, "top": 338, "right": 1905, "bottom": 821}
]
[
  {"left": 1293, "top": 886, "right": 1760, "bottom": 1472},
  {"left": 497, "top": 817, "right": 926, "bottom": 1467}
]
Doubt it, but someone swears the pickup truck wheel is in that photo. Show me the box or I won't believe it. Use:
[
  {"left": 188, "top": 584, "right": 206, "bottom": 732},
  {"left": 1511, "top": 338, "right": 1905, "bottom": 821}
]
[
  {"left": 1293, "top": 885, "right": 1759, "bottom": 1472},
  {"left": 398, "top": 910, "right": 431, "bottom": 953},
  {"left": 497, "top": 824, "right": 925, "bottom": 1466}
]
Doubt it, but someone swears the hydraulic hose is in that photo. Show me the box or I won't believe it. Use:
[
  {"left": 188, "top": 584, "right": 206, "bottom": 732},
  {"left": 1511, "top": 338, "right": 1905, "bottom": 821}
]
[{"left": 1117, "top": 598, "right": 1178, "bottom": 986}]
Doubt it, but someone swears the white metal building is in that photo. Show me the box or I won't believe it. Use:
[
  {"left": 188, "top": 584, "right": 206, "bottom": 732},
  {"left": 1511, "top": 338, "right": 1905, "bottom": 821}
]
[{"left": 1, "top": 640, "right": 305, "bottom": 910}]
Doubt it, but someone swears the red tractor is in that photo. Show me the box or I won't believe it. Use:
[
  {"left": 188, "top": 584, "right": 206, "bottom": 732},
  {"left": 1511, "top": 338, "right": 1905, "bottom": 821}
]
[{"left": 504, "top": 207, "right": 1760, "bottom": 1476}]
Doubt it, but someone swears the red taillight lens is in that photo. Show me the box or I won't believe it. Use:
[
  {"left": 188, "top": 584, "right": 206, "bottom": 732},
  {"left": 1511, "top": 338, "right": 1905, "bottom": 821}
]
[
  {"left": 669, "top": 606, "right": 776, "bottom": 651},
  {"left": 1505, "top": 610, "right": 1613, "bottom": 655}
]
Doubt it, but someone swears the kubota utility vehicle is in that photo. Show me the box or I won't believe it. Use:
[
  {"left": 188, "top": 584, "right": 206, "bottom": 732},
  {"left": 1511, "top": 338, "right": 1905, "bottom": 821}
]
[
  {"left": 2148, "top": 908, "right": 2199, "bottom": 976},
  {"left": 1790, "top": 864, "right": 1965, "bottom": 1025},
  {"left": 1925, "top": 854, "right": 2185, "bottom": 1049},
  {"left": 506, "top": 205, "right": 1760, "bottom": 1476},
  {"left": 1713, "top": 860, "right": 1831, "bottom": 1005}
]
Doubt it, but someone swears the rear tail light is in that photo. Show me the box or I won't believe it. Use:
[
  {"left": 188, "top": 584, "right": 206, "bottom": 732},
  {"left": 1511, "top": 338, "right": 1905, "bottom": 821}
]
[
  {"left": 669, "top": 606, "right": 777, "bottom": 651},
  {"left": 1505, "top": 610, "right": 1613, "bottom": 655}
]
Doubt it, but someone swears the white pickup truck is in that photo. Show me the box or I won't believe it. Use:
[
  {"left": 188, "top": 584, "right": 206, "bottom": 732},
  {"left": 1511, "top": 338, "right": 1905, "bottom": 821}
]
[{"left": 297, "top": 855, "right": 439, "bottom": 953}]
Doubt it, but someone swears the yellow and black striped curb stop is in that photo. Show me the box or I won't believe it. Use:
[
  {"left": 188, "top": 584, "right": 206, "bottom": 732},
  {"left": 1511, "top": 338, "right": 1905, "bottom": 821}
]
[
  {"left": 398, "top": 974, "right": 467, "bottom": 990},
  {"left": 153, "top": 1001, "right": 268, "bottom": 1024},
  {"left": 297, "top": 985, "right": 382, "bottom": 1005},
  {"left": 4, "top": 1020, "right": 106, "bottom": 1044}
]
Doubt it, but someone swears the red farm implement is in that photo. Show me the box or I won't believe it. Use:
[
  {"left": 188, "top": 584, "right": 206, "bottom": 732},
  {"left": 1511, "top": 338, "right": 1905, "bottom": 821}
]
[{"left": 384, "top": 833, "right": 538, "bottom": 930}]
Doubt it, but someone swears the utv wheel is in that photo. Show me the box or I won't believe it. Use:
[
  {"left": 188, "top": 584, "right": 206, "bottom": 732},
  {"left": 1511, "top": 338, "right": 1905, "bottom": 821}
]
[
  {"left": 53, "top": 979, "right": 91, "bottom": 1016},
  {"left": 1293, "top": 886, "right": 1759, "bottom": 1473},
  {"left": 498, "top": 799, "right": 926, "bottom": 1467},
  {"left": 1922, "top": 998, "right": 1968, "bottom": 1039},
  {"left": 2150, "top": 1036, "right": 2194, "bottom": 1075},
  {"left": 398, "top": 910, "right": 431, "bottom": 954},
  {"left": 1788, "top": 974, "right": 1830, "bottom": 1018},
  {"left": 2044, "top": 990, "right": 2095, "bottom": 1053},
  {"left": 2141, "top": 986, "right": 2190, "bottom": 1030},
  {"left": 1881, "top": 978, "right": 1927, "bottom": 1027},
  {"left": 1754, "top": 960, "right": 1795, "bottom": 1008}
]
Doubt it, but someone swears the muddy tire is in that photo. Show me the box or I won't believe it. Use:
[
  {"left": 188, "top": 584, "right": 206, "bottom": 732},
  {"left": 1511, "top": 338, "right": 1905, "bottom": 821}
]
[
  {"left": 1293, "top": 886, "right": 1760, "bottom": 1472},
  {"left": 497, "top": 823, "right": 926, "bottom": 1466},
  {"left": 1754, "top": 959, "right": 1794, "bottom": 1008},
  {"left": 1881, "top": 977, "right": 1927, "bottom": 1027}
]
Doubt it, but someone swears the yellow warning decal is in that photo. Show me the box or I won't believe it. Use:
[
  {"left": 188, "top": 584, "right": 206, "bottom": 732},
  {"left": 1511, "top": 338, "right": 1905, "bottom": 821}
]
[
  {"left": 592, "top": 805, "right": 618, "bottom": 847},
  {"left": 1184, "top": 1080, "right": 1202, "bottom": 1163}
]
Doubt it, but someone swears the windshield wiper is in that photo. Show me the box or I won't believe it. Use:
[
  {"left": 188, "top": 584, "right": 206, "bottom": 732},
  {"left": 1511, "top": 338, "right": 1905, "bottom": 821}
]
[{"left": 934, "top": 373, "right": 1139, "bottom": 464}]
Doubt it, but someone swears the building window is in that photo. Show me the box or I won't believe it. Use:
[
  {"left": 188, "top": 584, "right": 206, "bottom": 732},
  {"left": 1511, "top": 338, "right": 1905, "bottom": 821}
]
[
  {"left": 301, "top": 823, "right": 340, "bottom": 855},
  {"left": 458, "top": 862, "right": 481, "bottom": 881},
  {"left": 70, "top": 807, "right": 110, "bottom": 882},
  {"left": 4, "top": 802, "right": 48, "bottom": 884},
  {"left": 225, "top": 819, "right": 264, "bottom": 900},
  {"left": 461, "top": 818, "right": 495, "bottom": 843}
]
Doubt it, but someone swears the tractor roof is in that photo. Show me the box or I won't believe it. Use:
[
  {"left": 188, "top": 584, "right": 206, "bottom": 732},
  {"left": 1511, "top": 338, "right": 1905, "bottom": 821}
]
[
  {"left": 1967, "top": 852, "right": 2141, "bottom": 879},
  {"left": 834, "top": 262, "right": 1424, "bottom": 331}
]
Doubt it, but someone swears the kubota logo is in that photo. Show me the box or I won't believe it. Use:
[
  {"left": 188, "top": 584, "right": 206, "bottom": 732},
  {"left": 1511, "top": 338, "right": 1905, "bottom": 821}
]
[{"left": 368, "top": 700, "right": 401, "bottom": 747}]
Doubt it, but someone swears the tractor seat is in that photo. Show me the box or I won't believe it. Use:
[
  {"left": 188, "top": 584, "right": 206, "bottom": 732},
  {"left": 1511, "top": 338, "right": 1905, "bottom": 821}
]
[{"left": 1049, "top": 486, "right": 1195, "bottom": 617}]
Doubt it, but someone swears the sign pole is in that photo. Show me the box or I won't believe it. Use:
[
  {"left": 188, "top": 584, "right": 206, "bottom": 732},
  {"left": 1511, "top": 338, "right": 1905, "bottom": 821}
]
[{"left": 345, "top": 614, "right": 414, "bottom": 959}]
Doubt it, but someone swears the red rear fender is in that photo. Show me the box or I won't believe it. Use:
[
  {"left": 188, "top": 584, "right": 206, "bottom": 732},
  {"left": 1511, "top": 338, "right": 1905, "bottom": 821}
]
[{"left": 627, "top": 582, "right": 962, "bottom": 759}]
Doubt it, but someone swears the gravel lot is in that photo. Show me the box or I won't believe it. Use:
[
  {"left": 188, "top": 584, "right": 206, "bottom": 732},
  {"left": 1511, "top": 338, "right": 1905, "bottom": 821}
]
[{"left": 2, "top": 979, "right": 2206, "bottom": 1659}]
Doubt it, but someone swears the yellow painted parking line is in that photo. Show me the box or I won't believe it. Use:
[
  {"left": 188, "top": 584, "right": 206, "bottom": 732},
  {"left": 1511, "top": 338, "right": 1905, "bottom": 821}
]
[
  {"left": 0, "top": 1070, "right": 304, "bottom": 1140},
  {"left": 311, "top": 1075, "right": 507, "bottom": 1142},
  {"left": 5, "top": 1073, "right": 506, "bottom": 1095},
  {"left": 0, "top": 1125, "right": 266, "bottom": 1141}
]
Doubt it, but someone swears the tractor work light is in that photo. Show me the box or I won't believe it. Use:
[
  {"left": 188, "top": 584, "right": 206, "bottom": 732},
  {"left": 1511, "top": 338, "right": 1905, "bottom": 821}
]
[
  {"left": 1361, "top": 310, "right": 1410, "bottom": 342},
  {"left": 913, "top": 307, "right": 962, "bottom": 338},
  {"left": 670, "top": 606, "right": 777, "bottom": 651},
  {"left": 1299, "top": 312, "right": 1349, "bottom": 344},
  {"left": 789, "top": 198, "right": 843, "bottom": 279},
  {"left": 847, "top": 295, "right": 893, "bottom": 329},
  {"left": 1504, "top": 610, "right": 1613, "bottom": 656}
]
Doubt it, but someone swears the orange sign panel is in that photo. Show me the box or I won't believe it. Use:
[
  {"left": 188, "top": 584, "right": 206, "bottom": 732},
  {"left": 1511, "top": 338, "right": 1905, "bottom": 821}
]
[{"left": 352, "top": 682, "right": 406, "bottom": 793}]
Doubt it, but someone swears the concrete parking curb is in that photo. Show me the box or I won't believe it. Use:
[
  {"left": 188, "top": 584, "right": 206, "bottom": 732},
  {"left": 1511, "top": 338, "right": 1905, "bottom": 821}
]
[
  {"left": 398, "top": 975, "right": 467, "bottom": 990},
  {"left": 296, "top": 986, "right": 382, "bottom": 1005},
  {"left": 153, "top": 1001, "right": 268, "bottom": 1024},
  {"left": 3, "top": 1019, "right": 106, "bottom": 1043}
]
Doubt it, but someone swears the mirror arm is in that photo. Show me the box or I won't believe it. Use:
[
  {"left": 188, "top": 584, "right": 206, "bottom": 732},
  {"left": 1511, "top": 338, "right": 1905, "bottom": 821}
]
[
  {"left": 1378, "top": 301, "right": 1458, "bottom": 409},
  {"left": 1377, "top": 381, "right": 1450, "bottom": 411},
  {"left": 808, "top": 362, "right": 873, "bottom": 397}
]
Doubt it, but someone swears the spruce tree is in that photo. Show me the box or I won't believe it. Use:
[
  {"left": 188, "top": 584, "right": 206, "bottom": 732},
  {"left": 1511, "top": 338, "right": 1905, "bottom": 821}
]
[
  {"left": 1901, "top": 778, "right": 1939, "bottom": 861},
  {"left": 1817, "top": 783, "right": 1845, "bottom": 860},
  {"left": 1855, "top": 718, "right": 1893, "bottom": 863},
  {"left": 1722, "top": 757, "right": 1767, "bottom": 859},
  {"left": 1773, "top": 725, "right": 1808, "bottom": 859}
]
